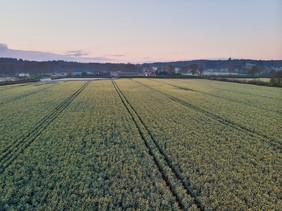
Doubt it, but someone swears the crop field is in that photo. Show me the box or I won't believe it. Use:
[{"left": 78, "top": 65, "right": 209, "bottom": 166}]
[
  {"left": 0, "top": 79, "right": 281, "bottom": 210},
  {"left": 229, "top": 78, "right": 271, "bottom": 82}
]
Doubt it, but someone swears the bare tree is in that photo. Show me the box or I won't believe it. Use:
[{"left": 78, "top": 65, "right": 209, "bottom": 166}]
[
  {"left": 167, "top": 64, "right": 175, "bottom": 73},
  {"left": 189, "top": 64, "right": 199, "bottom": 76},
  {"left": 248, "top": 65, "right": 259, "bottom": 75},
  {"left": 198, "top": 66, "right": 204, "bottom": 75},
  {"left": 270, "top": 71, "right": 282, "bottom": 86}
]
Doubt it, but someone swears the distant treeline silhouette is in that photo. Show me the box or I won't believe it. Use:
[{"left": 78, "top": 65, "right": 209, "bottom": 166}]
[{"left": 0, "top": 57, "right": 281, "bottom": 76}]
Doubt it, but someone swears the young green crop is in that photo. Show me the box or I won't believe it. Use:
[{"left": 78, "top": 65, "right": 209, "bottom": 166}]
[
  {"left": 0, "top": 81, "right": 179, "bottom": 210},
  {"left": 0, "top": 79, "right": 281, "bottom": 210},
  {"left": 115, "top": 78, "right": 281, "bottom": 210}
]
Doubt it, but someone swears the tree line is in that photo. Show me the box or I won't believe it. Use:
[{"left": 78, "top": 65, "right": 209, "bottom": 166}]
[{"left": 0, "top": 57, "right": 281, "bottom": 76}]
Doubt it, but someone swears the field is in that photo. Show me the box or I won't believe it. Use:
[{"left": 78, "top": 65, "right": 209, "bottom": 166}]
[
  {"left": 0, "top": 79, "right": 281, "bottom": 210},
  {"left": 227, "top": 78, "right": 271, "bottom": 82}
]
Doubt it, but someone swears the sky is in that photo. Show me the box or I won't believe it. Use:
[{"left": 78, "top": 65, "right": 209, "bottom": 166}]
[{"left": 0, "top": 0, "right": 281, "bottom": 63}]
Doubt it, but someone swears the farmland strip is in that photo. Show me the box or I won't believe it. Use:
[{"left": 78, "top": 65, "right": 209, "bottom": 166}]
[
  {"left": 0, "top": 83, "right": 57, "bottom": 105},
  {"left": 133, "top": 80, "right": 281, "bottom": 149},
  {"left": 0, "top": 82, "right": 32, "bottom": 91},
  {"left": 112, "top": 80, "right": 205, "bottom": 211},
  {"left": 208, "top": 81, "right": 281, "bottom": 101},
  {"left": 0, "top": 81, "right": 90, "bottom": 174},
  {"left": 154, "top": 79, "right": 281, "bottom": 114}
]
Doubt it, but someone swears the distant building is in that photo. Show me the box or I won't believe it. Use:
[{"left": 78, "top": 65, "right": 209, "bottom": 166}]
[
  {"left": 118, "top": 72, "right": 140, "bottom": 76},
  {"left": 51, "top": 72, "right": 66, "bottom": 77},
  {"left": 18, "top": 73, "right": 30, "bottom": 77},
  {"left": 140, "top": 72, "right": 156, "bottom": 77},
  {"left": 0, "top": 77, "right": 17, "bottom": 82},
  {"left": 175, "top": 68, "right": 182, "bottom": 74},
  {"left": 110, "top": 71, "right": 119, "bottom": 77}
]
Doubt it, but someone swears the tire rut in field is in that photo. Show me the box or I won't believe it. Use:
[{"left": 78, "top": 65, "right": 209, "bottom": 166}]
[
  {"left": 0, "top": 81, "right": 90, "bottom": 174},
  {"left": 0, "top": 83, "right": 57, "bottom": 105},
  {"left": 153, "top": 79, "right": 281, "bottom": 114},
  {"left": 0, "top": 82, "right": 33, "bottom": 91},
  {"left": 133, "top": 80, "right": 281, "bottom": 150},
  {"left": 208, "top": 81, "right": 281, "bottom": 101},
  {"left": 112, "top": 80, "right": 205, "bottom": 211}
]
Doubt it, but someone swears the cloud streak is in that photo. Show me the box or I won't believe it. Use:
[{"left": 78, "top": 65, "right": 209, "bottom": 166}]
[
  {"left": 0, "top": 43, "right": 113, "bottom": 62},
  {"left": 65, "top": 50, "right": 90, "bottom": 57},
  {"left": 107, "top": 54, "right": 126, "bottom": 57}
]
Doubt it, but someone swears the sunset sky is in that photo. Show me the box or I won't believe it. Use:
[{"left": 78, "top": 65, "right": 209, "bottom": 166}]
[{"left": 0, "top": 0, "right": 281, "bottom": 63}]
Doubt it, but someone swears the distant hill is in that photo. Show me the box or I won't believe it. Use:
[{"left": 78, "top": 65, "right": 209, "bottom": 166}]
[
  {"left": 145, "top": 59, "right": 282, "bottom": 74},
  {"left": 0, "top": 57, "right": 281, "bottom": 76}
]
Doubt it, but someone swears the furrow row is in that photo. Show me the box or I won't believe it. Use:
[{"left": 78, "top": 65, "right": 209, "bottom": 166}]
[
  {"left": 155, "top": 79, "right": 280, "bottom": 114},
  {"left": 0, "top": 81, "right": 90, "bottom": 174},
  {"left": 0, "top": 83, "right": 57, "bottom": 105},
  {"left": 112, "top": 80, "right": 205, "bottom": 211},
  {"left": 134, "top": 80, "right": 280, "bottom": 150}
]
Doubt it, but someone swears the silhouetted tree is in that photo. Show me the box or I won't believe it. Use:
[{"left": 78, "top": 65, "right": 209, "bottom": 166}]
[
  {"left": 156, "top": 66, "right": 167, "bottom": 76},
  {"left": 167, "top": 64, "right": 175, "bottom": 73},
  {"left": 228, "top": 64, "right": 242, "bottom": 73},
  {"left": 270, "top": 71, "right": 282, "bottom": 86},
  {"left": 180, "top": 66, "right": 189, "bottom": 74},
  {"left": 198, "top": 66, "right": 204, "bottom": 75},
  {"left": 189, "top": 64, "right": 199, "bottom": 75},
  {"left": 248, "top": 65, "right": 259, "bottom": 75}
]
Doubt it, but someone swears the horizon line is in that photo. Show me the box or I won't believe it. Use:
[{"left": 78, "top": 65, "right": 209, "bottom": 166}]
[{"left": 1, "top": 57, "right": 282, "bottom": 65}]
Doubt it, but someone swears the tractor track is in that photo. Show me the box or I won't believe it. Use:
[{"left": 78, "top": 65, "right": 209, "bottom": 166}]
[
  {"left": 112, "top": 80, "right": 205, "bottom": 211},
  {"left": 133, "top": 80, "right": 281, "bottom": 150},
  {"left": 0, "top": 82, "right": 33, "bottom": 91},
  {"left": 0, "top": 83, "right": 57, "bottom": 105},
  {"left": 153, "top": 79, "right": 281, "bottom": 114},
  {"left": 208, "top": 80, "right": 281, "bottom": 101},
  {"left": 0, "top": 81, "right": 90, "bottom": 174}
]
